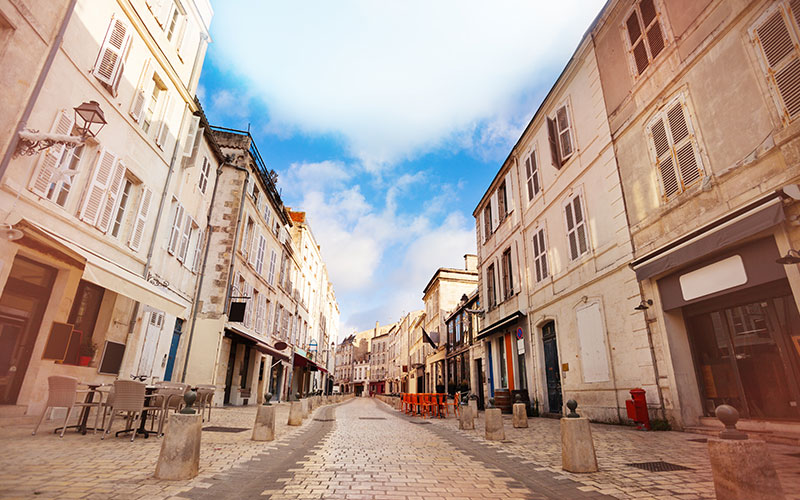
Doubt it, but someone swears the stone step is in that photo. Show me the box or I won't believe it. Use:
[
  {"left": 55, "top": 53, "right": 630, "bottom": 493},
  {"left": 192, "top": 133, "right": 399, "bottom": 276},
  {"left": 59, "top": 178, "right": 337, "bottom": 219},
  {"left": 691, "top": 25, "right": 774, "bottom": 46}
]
[{"left": 685, "top": 425, "right": 800, "bottom": 446}]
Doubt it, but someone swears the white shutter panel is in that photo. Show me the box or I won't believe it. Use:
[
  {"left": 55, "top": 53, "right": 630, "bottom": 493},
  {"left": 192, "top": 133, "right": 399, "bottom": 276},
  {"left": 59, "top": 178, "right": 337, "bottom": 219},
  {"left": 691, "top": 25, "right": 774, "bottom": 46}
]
[
  {"left": 649, "top": 115, "right": 680, "bottom": 199},
  {"left": 480, "top": 210, "right": 486, "bottom": 242},
  {"left": 266, "top": 302, "right": 273, "bottom": 335},
  {"left": 128, "top": 187, "right": 152, "bottom": 251},
  {"left": 255, "top": 234, "right": 266, "bottom": 274},
  {"left": 267, "top": 249, "right": 277, "bottom": 285},
  {"left": 248, "top": 230, "right": 258, "bottom": 266},
  {"left": 177, "top": 216, "right": 193, "bottom": 261},
  {"left": 183, "top": 115, "right": 200, "bottom": 158},
  {"left": 490, "top": 192, "right": 499, "bottom": 230},
  {"left": 80, "top": 149, "right": 117, "bottom": 226},
  {"left": 256, "top": 295, "right": 265, "bottom": 334},
  {"left": 505, "top": 172, "right": 514, "bottom": 213},
  {"left": 30, "top": 111, "right": 74, "bottom": 197},
  {"left": 129, "top": 59, "right": 151, "bottom": 122},
  {"left": 192, "top": 228, "right": 205, "bottom": 272},
  {"left": 97, "top": 160, "right": 126, "bottom": 233},
  {"left": 754, "top": 5, "right": 800, "bottom": 120},
  {"left": 153, "top": 0, "right": 172, "bottom": 26},
  {"left": 168, "top": 203, "right": 184, "bottom": 254},
  {"left": 156, "top": 94, "right": 172, "bottom": 148},
  {"left": 93, "top": 18, "right": 130, "bottom": 87},
  {"left": 666, "top": 100, "right": 702, "bottom": 190}
]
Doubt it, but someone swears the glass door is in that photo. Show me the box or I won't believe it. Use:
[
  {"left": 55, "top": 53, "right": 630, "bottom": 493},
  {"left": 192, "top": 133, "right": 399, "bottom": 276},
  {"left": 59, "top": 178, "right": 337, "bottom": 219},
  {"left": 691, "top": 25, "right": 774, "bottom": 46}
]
[{"left": 687, "top": 283, "right": 800, "bottom": 420}]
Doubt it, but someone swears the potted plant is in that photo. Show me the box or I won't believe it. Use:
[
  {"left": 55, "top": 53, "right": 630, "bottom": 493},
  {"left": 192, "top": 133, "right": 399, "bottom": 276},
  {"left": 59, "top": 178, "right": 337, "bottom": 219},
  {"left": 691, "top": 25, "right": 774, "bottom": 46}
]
[{"left": 78, "top": 337, "right": 97, "bottom": 366}]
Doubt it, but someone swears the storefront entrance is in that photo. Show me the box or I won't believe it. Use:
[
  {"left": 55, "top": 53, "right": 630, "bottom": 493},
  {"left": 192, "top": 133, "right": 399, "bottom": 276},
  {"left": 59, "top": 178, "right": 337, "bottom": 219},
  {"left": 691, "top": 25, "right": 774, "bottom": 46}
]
[
  {"left": 686, "top": 281, "right": 800, "bottom": 420},
  {"left": 0, "top": 256, "right": 56, "bottom": 404},
  {"left": 542, "top": 321, "right": 562, "bottom": 414}
]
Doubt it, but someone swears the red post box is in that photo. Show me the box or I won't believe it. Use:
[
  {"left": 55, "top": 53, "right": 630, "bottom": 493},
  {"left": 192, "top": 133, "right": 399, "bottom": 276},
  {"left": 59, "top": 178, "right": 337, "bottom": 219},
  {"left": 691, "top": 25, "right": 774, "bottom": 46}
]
[{"left": 625, "top": 388, "right": 651, "bottom": 430}]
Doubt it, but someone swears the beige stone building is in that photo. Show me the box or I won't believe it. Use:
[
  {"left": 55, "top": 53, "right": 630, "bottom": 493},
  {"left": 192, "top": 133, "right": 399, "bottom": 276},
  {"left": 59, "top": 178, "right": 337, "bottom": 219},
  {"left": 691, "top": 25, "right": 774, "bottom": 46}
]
[
  {"left": 593, "top": 0, "right": 800, "bottom": 429},
  {"left": 0, "top": 0, "right": 214, "bottom": 415}
]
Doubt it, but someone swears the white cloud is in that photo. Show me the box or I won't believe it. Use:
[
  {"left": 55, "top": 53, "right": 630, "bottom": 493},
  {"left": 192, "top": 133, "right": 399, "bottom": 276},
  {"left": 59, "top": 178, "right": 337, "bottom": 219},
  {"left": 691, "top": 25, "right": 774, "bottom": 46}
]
[{"left": 210, "top": 0, "right": 605, "bottom": 166}]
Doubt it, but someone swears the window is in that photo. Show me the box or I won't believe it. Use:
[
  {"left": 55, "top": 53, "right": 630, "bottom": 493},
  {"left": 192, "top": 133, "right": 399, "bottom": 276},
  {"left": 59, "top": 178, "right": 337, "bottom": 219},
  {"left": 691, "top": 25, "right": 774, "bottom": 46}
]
[
  {"left": 29, "top": 111, "right": 83, "bottom": 207},
  {"left": 110, "top": 179, "right": 133, "bottom": 238},
  {"left": 167, "top": 201, "right": 184, "bottom": 255},
  {"left": 199, "top": 157, "right": 209, "bottom": 194},
  {"left": 532, "top": 227, "right": 549, "bottom": 283},
  {"left": 79, "top": 149, "right": 128, "bottom": 234},
  {"left": 166, "top": 3, "right": 181, "bottom": 41},
  {"left": 525, "top": 149, "right": 540, "bottom": 201},
  {"left": 141, "top": 76, "right": 165, "bottom": 135},
  {"left": 497, "top": 182, "right": 507, "bottom": 221},
  {"left": 752, "top": 1, "right": 800, "bottom": 124},
  {"left": 254, "top": 290, "right": 263, "bottom": 334},
  {"left": 483, "top": 203, "right": 492, "bottom": 241},
  {"left": 274, "top": 305, "right": 282, "bottom": 336},
  {"left": 501, "top": 248, "right": 514, "bottom": 300},
  {"left": 241, "top": 217, "right": 254, "bottom": 257},
  {"left": 92, "top": 17, "right": 131, "bottom": 95},
  {"left": 267, "top": 249, "right": 277, "bottom": 285},
  {"left": 486, "top": 263, "right": 497, "bottom": 309},
  {"left": 66, "top": 280, "right": 105, "bottom": 365},
  {"left": 177, "top": 217, "right": 196, "bottom": 263},
  {"left": 625, "top": 0, "right": 666, "bottom": 77},
  {"left": 564, "top": 193, "right": 589, "bottom": 260},
  {"left": 191, "top": 228, "right": 205, "bottom": 272},
  {"left": 646, "top": 94, "right": 703, "bottom": 200},
  {"left": 255, "top": 234, "right": 266, "bottom": 274},
  {"left": 128, "top": 188, "right": 152, "bottom": 251},
  {"left": 547, "top": 103, "right": 573, "bottom": 168}
]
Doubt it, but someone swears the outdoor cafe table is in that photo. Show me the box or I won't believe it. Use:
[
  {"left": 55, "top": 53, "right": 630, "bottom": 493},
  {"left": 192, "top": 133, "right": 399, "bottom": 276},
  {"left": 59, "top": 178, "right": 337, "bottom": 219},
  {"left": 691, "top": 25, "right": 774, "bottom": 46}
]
[{"left": 54, "top": 382, "right": 104, "bottom": 436}]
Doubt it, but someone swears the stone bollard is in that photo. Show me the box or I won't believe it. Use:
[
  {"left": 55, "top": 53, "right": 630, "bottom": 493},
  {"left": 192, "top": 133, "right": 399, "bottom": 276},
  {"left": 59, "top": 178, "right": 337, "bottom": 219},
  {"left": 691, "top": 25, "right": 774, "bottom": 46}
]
[
  {"left": 252, "top": 405, "right": 276, "bottom": 441},
  {"left": 485, "top": 399, "right": 504, "bottom": 441},
  {"left": 308, "top": 396, "right": 315, "bottom": 412},
  {"left": 459, "top": 405, "right": 475, "bottom": 430},
  {"left": 468, "top": 396, "right": 479, "bottom": 421},
  {"left": 288, "top": 401, "right": 303, "bottom": 426},
  {"left": 513, "top": 403, "right": 528, "bottom": 428},
  {"left": 708, "top": 405, "right": 785, "bottom": 500},
  {"left": 155, "top": 392, "right": 202, "bottom": 480},
  {"left": 560, "top": 400, "right": 598, "bottom": 473}
]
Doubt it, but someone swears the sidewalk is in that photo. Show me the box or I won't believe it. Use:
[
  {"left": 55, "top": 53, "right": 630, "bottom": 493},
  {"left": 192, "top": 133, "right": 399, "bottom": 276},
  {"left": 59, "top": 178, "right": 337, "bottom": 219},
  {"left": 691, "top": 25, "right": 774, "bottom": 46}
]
[
  {"left": 0, "top": 401, "right": 320, "bottom": 499},
  {"left": 382, "top": 400, "right": 800, "bottom": 500}
]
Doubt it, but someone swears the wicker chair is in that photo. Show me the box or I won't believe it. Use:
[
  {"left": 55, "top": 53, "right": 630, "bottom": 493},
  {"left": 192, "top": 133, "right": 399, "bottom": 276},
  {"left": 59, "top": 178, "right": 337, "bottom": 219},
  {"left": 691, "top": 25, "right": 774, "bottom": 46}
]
[
  {"left": 195, "top": 384, "right": 216, "bottom": 422},
  {"left": 32, "top": 376, "right": 103, "bottom": 437},
  {"left": 153, "top": 382, "right": 188, "bottom": 435},
  {"left": 101, "top": 380, "right": 161, "bottom": 441}
]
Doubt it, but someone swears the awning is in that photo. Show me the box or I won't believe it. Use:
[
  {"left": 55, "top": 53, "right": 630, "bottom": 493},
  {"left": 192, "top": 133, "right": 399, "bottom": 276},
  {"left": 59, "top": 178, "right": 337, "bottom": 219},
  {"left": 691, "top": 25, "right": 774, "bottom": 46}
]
[
  {"left": 476, "top": 311, "right": 524, "bottom": 341},
  {"left": 225, "top": 327, "right": 290, "bottom": 362},
  {"left": 631, "top": 194, "right": 785, "bottom": 281},
  {"left": 293, "top": 351, "right": 326, "bottom": 372},
  {"left": 18, "top": 219, "right": 189, "bottom": 316}
]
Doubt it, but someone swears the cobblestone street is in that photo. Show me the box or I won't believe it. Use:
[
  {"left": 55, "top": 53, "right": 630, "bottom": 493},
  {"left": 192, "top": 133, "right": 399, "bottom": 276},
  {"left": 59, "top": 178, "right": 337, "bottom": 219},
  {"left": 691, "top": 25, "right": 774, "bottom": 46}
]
[{"left": 2, "top": 397, "right": 799, "bottom": 499}]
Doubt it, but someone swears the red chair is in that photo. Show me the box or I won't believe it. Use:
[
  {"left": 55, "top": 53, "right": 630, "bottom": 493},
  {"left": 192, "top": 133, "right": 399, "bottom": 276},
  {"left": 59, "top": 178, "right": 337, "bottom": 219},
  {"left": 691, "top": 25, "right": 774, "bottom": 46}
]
[
  {"left": 441, "top": 392, "right": 460, "bottom": 418},
  {"left": 420, "top": 393, "right": 436, "bottom": 418}
]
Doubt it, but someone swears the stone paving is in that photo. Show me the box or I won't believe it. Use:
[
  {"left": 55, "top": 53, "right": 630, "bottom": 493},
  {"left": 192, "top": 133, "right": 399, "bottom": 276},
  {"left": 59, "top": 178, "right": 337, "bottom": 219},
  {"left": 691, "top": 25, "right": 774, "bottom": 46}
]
[
  {"left": 2, "top": 396, "right": 799, "bottom": 499},
  {"left": 375, "top": 399, "right": 800, "bottom": 500},
  {"left": 0, "top": 401, "right": 319, "bottom": 499}
]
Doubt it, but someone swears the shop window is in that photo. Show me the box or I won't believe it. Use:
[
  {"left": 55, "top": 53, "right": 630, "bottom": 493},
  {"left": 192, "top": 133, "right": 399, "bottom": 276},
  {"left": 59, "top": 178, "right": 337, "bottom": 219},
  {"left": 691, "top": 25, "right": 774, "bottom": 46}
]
[{"left": 65, "top": 281, "right": 105, "bottom": 366}]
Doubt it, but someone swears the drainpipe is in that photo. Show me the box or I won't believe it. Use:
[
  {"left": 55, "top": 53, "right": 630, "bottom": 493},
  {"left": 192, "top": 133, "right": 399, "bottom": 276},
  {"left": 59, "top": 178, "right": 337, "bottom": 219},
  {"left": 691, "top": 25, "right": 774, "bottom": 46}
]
[
  {"left": 0, "top": 0, "right": 78, "bottom": 182},
  {"left": 180, "top": 160, "right": 226, "bottom": 383}
]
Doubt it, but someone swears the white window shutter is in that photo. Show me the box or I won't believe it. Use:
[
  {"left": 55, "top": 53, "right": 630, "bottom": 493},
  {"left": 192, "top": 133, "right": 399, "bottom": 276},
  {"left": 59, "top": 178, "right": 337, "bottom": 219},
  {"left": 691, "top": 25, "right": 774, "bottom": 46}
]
[
  {"left": 178, "top": 216, "right": 193, "bottom": 262},
  {"left": 754, "top": 5, "right": 800, "bottom": 120},
  {"left": 128, "top": 187, "right": 152, "bottom": 251},
  {"left": 183, "top": 115, "right": 200, "bottom": 158},
  {"left": 649, "top": 115, "right": 680, "bottom": 199},
  {"left": 268, "top": 249, "right": 277, "bottom": 285},
  {"left": 129, "top": 59, "right": 151, "bottom": 123},
  {"left": 168, "top": 203, "right": 184, "bottom": 254},
  {"left": 97, "top": 160, "right": 126, "bottom": 233},
  {"left": 29, "top": 111, "right": 74, "bottom": 197},
  {"left": 80, "top": 149, "right": 117, "bottom": 226},
  {"left": 256, "top": 234, "right": 266, "bottom": 274},
  {"left": 505, "top": 172, "right": 514, "bottom": 213},
  {"left": 248, "top": 231, "right": 258, "bottom": 266},
  {"left": 156, "top": 94, "right": 172, "bottom": 149},
  {"left": 153, "top": 0, "right": 172, "bottom": 26},
  {"left": 266, "top": 302, "right": 273, "bottom": 334},
  {"left": 490, "top": 192, "right": 499, "bottom": 229},
  {"left": 93, "top": 18, "right": 130, "bottom": 87},
  {"left": 192, "top": 228, "right": 205, "bottom": 272}
]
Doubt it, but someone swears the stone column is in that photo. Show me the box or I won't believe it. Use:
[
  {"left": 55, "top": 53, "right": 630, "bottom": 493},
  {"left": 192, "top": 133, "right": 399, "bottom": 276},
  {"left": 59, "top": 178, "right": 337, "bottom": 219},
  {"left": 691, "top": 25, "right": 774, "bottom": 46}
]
[
  {"left": 485, "top": 407, "right": 504, "bottom": 441},
  {"left": 459, "top": 405, "right": 475, "bottom": 430},
  {"left": 155, "top": 413, "right": 202, "bottom": 480},
  {"left": 468, "top": 398, "right": 479, "bottom": 421},
  {"left": 560, "top": 400, "right": 598, "bottom": 473},
  {"left": 252, "top": 404, "right": 276, "bottom": 441},
  {"left": 288, "top": 401, "right": 303, "bottom": 426},
  {"left": 513, "top": 403, "right": 528, "bottom": 428},
  {"left": 708, "top": 405, "right": 785, "bottom": 500}
]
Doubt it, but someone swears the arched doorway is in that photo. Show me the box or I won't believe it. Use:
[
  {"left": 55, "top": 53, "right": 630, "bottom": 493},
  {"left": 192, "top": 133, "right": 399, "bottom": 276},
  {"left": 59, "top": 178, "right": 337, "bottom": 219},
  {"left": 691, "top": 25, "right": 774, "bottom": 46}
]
[{"left": 541, "top": 321, "right": 562, "bottom": 414}]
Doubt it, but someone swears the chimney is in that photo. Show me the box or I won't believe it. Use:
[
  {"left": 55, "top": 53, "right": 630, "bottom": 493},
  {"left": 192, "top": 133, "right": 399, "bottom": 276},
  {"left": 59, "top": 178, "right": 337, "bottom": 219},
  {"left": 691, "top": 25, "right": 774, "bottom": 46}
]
[{"left": 464, "top": 254, "right": 478, "bottom": 271}]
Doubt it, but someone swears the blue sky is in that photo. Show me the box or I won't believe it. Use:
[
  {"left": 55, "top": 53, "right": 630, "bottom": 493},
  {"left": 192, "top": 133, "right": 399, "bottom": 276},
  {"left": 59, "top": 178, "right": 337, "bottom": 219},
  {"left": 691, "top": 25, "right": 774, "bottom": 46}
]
[{"left": 198, "top": 1, "right": 606, "bottom": 340}]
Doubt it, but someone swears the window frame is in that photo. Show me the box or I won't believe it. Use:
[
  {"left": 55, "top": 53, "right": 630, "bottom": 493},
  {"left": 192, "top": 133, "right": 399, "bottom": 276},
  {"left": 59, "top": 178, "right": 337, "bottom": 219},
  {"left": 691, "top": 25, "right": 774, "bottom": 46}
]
[
  {"left": 622, "top": 0, "right": 668, "bottom": 79},
  {"left": 532, "top": 225, "right": 549, "bottom": 284},
  {"left": 501, "top": 247, "right": 514, "bottom": 300},
  {"left": 563, "top": 191, "right": 590, "bottom": 262},
  {"left": 524, "top": 148, "right": 541, "bottom": 202},
  {"left": 486, "top": 263, "right": 497, "bottom": 309}
]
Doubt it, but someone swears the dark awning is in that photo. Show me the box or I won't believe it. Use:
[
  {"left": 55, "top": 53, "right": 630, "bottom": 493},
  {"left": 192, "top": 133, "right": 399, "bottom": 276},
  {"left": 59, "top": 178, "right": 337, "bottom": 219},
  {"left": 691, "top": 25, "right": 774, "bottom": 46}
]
[
  {"left": 631, "top": 194, "right": 784, "bottom": 281},
  {"left": 224, "top": 327, "right": 289, "bottom": 362},
  {"left": 293, "top": 351, "right": 327, "bottom": 373},
  {"left": 475, "top": 311, "right": 524, "bottom": 341}
]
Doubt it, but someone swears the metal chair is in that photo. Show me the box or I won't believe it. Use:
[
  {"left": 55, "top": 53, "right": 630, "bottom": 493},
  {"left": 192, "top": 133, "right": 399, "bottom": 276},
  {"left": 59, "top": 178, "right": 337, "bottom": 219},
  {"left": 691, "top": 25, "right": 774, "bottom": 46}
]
[
  {"left": 32, "top": 376, "right": 102, "bottom": 437},
  {"left": 153, "top": 382, "right": 188, "bottom": 435},
  {"left": 195, "top": 384, "right": 216, "bottom": 422}
]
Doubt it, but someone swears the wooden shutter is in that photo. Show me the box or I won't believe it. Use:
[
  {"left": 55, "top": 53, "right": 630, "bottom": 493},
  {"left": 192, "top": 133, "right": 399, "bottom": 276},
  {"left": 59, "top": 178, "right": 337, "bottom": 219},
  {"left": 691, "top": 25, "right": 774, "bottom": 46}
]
[
  {"left": 556, "top": 105, "right": 573, "bottom": 159},
  {"left": 565, "top": 199, "right": 578, "bottom": 260},
  {"left": 150, "top": 0, "right": 172, "bottom": 26},
  {"left": 30, "top": 111, "right": 74, "bottom": 197},
  {"left": 156, "top": 94, "right": 172, "bottom": 148},
  {"left": 128, "top": 187, "right": 152, "bottom": 251},
  {"left": 642, "top": 0, "right": 665, "bottom": 60},
  {"left": 130, "top": 60, "right": 152, "bottom": 122},
  {"left": 255, "top": 234, "right": 265, "bottom": 273},
  {"left": 192, "top": 228, "right": 205, "bottom": 272},
  {"left": 168, "top": 203, "right": 184, "bottom": 254},
  {"left": 97, "top": 160, "right": 126, "bottom": 233},
  {"left": 547, "top": 117, "right": 561, "bottom": 167},
  {"left": 754, "top": 4, "right": 800, "bottom": 120},
  {"left": 183, "top": 115, "right": 200, "bottom": 158},
  {"left": 504, "top": 172, "right": 514, "bottom": 213},
  {"left": 649, "top": 116, "right": 679, "bottom": 198},
  {"left": 93, "top": 18, "right": 131, "bottom": 87},
  {"left": 255, "top": 294, "right": 264, "bottom": 334},
  {"left": 266, "top": 301, "right": 273, "bottom": 334},
  {"left": 490, "top": 192, "right": 499, "bottom": 229},
  {"left": 666, "top": 100, "right": 702, "bottom": 189},
  {"left": 573, "top": 195, "right": 588, "bottom": 255},
  {"left": 80, "top": 149, "right": 117, "bottom": 225},
  {"left": 178, "top": 18, "right": 195, "bottom": 59},
  {"left": 177, "top": 216, "right": 193, "bottom": 261}
]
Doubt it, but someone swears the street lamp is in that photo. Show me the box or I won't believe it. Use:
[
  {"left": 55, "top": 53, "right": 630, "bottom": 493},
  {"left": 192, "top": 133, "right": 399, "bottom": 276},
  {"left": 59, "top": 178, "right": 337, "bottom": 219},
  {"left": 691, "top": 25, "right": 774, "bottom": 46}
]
[{"left": 14, "top": 100, "right": 107, "bottom": 157}]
